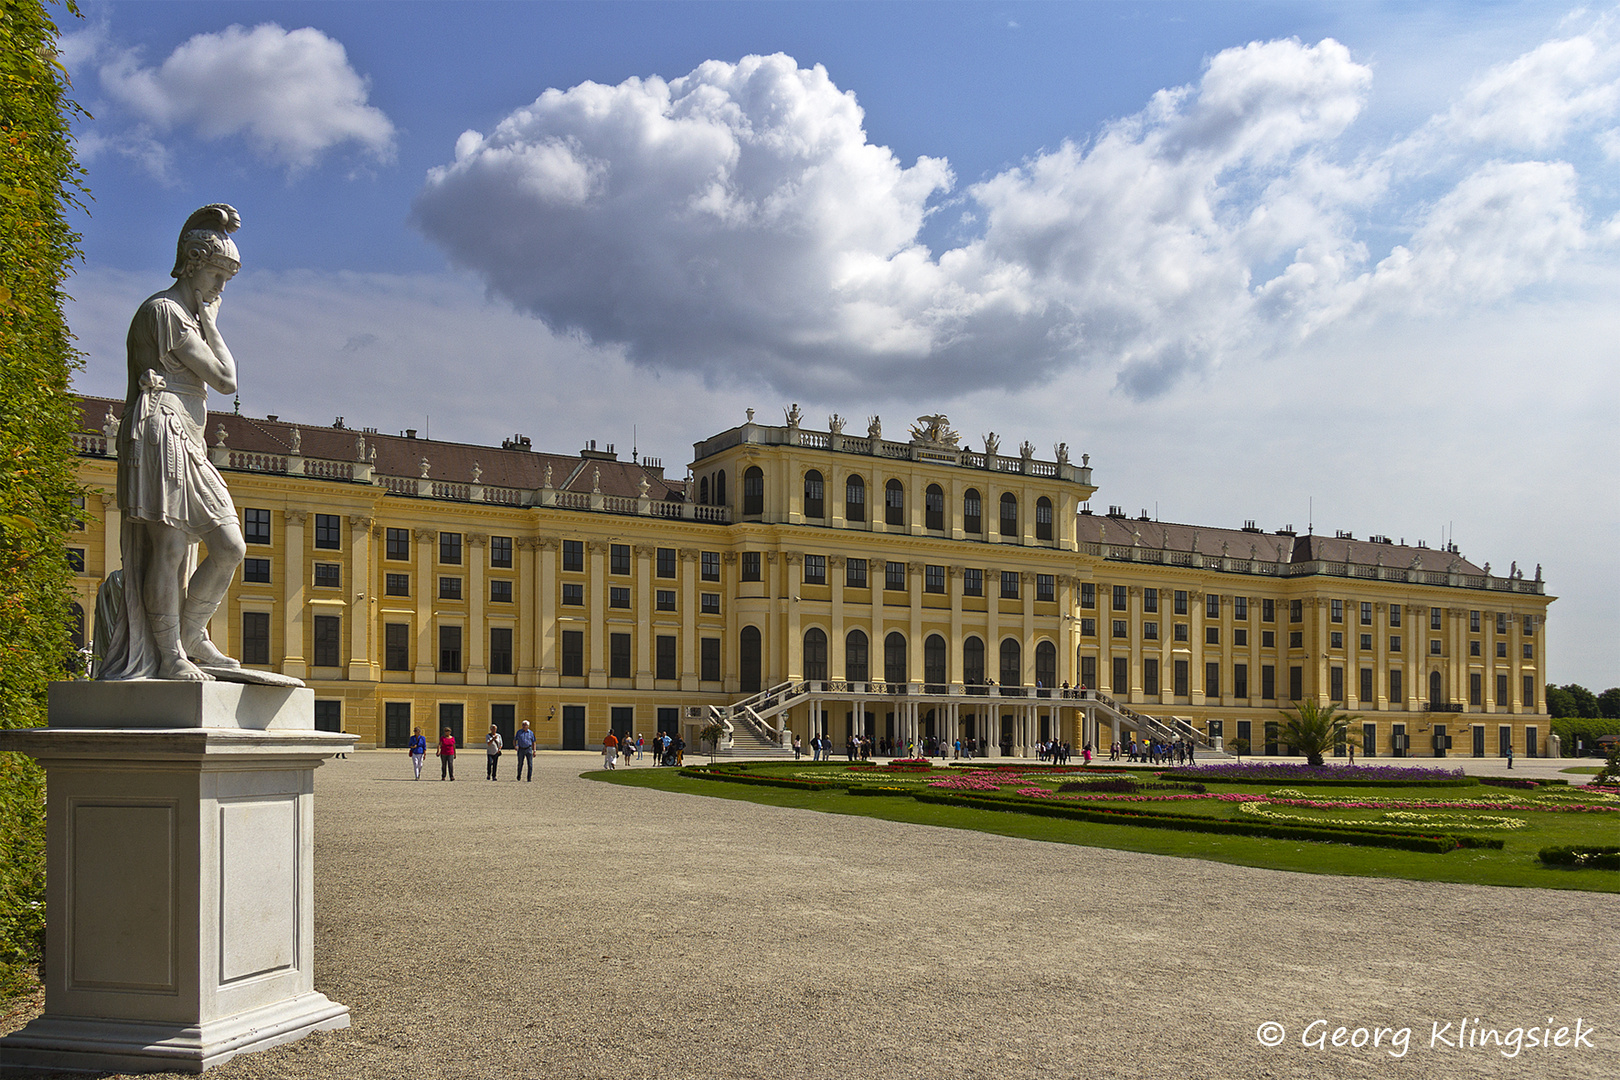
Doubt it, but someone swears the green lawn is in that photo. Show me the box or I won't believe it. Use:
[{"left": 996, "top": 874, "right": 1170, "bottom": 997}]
[{"left": 591, "top": 763, "right": 1620, "bottom": 892}]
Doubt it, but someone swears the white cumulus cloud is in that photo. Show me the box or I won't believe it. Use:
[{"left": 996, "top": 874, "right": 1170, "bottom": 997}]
[{"left": 91, "top": 23, "right": 395, "bottom": 172}]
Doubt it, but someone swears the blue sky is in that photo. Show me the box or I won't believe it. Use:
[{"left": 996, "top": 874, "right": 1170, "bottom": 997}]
[{"left": 54, "top": 2, "right": 1618, "bottom": 687}]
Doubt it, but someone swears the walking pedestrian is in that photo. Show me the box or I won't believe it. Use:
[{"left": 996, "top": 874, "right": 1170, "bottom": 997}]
[
  {"left": 438, "top": 727, "right": 457, "bottom": 781},
  {"left": 514, "top": 720, "right": 535, "bottom": 781},
  {"left": 485, "top": 724, "right": 503, "bottom": 780},
  {"left": 603, "top": 731, "right": 619, "bottom": 770},
  {"left": 408, "top": 726, "right": 427, "bottom": 780}
]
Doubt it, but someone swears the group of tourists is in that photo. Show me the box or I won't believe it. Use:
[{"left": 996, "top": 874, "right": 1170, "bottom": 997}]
[
  {"left": 1114, "top": 738, "right": 1196, "bottom": 765},
  {"left": 601, "top": 731, "right": 685, "bottom": 770},
  {"left": 406, "top": 722, "right": 686, "bottom": 779}
]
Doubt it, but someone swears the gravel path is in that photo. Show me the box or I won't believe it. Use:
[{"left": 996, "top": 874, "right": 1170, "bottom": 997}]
[{"left": 6, "top": 750, "right": 1616, "bottom": 1078}]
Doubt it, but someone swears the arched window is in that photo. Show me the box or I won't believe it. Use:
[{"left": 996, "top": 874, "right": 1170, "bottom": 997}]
[
  {"left": 1035, "top": 641, "right": 1057, "bottom": 691},
  {"left": 715, "top": 470, "right": 727, "bottom": 506},
  {"left": 742, "top": 466, "right": 764, "bottom": 516},
  {"left": 1035, "top": 496, "right": 1054, "bottom": 541},
  {"left": 740, "top": 626, "right": 762, "bottom": 693},
  {"left": 699, "top": 476, "right": 709, "bottom": 505},
  {"left": 804, "top": 469, "right": 824, "bottom": 519},
  {"left": 924, "top": 634, "right": 947, "bottom": 690},
  {"left": 804, "top": 627, "right": 828, "bottom": 682},
  {"left": 845, "top": 629, "right": 869, "bottom": 683},
  {"left": 1429, "top": 670, "right": 1443, "bottom": 708},
  {"left": 885, "top": 479, "right": 905, "bottom": 526},
  {"left": 963, "top": 636, "right": 985, "bottom": 686},
  {"left": 925, "top": 484, "right": 944, "bottom": 531},
  {"left": 1000, "top": 638, "right": 1022, "bottom": 687},
  {"left": 963, "top": 488, "right": 982, "bottom": 534},
  {"left": 845, "top": 474, "right": 866, "bottom": 522},
  {"left": 884, "top": 631, "right": 907, "bottom": 685},
  {"left": 1000, "top": 492, "right": 1018, "bottom": 537}
]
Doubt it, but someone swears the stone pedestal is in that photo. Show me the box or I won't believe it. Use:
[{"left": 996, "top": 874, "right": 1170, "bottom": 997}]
[{"left": 0, "top": 681, "right": 355, "bottom": 1073}]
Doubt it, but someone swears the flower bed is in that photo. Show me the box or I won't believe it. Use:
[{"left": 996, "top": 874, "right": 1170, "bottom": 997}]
[{"left": 1162, "top": 763, "right": 1475, "bottom": 787}]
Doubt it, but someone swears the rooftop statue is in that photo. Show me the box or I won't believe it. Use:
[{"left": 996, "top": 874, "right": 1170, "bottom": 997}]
[
  {"left": 909, "top": 413, "right": 960, "bottom": 448},
  {"left": 95, "top": 205, "right": 295, "bottom": 684}
]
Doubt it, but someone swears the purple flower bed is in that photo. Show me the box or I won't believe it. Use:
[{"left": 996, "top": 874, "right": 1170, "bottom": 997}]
[{"left": 1177, "top": 762, "right": 1467, "bottom": 783}]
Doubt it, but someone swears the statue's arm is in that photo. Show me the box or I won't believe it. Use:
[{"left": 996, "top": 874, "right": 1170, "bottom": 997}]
[{"left": 170, "top": 299, "right": 238, "bottom": 394}]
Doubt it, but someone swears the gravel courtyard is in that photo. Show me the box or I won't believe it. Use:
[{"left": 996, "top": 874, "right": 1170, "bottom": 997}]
[{"left": 7, "top": 749, "right": 1616, "bottom": 1079}]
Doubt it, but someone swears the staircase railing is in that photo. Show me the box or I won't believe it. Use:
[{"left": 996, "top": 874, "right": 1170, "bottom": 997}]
[{"left": 1080, "top": 689, "right": 1212, "bottom": 748}]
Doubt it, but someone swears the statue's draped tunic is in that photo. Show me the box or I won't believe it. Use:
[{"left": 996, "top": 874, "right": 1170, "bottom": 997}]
[{"left": 95, "top": 292, "right": 237, "bottom": 679}]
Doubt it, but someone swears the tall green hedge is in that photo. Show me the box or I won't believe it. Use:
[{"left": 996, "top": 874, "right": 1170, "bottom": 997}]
[{"left": 0, "top": 0, "right": 88, "bottom": 993}]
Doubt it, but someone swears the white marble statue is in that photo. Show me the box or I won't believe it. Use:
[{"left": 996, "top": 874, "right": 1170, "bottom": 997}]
[
  {"left": 828, "top": 413, "right": 845, "bottom": 435},
  {"left": 785, "top": 403, "right": 803, "bottom": 428},
  {"left": 96, "top": 205, "right": 250, "bottom": 681}
]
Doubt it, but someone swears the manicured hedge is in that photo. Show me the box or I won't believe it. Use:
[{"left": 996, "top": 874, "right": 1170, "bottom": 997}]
[
  {"left": 909, "top": 790, "right": 1496, "bottom": 853},
  {"left": 1538, "top": 846, "right": 1620, "bottom": 870},
  {"left": 678, "top": 768, "right": 844, "bottom": 792},
  {"left": 1160, "top": 770, "right": 1478, "bottom": 789}
]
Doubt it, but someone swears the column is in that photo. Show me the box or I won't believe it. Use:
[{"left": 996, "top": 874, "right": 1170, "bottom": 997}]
[
  {"left": 281, "top": 511, "right": 307, "bottom": 680},
  {"left": 784, "top": 553, "right": 802, "bottom": 682},
  {"left": 634, "top": 545, "right": 655, "bottom": 688},
  {"left": 829, "top": 556, "right": 846, "bottom": 680},
  {"left": 412, "top": 529, "right": 435, "bottom": 681},
  {"left": 517, "top": 537, "right": 540, "bottom": 686},
  {"left": 587, "top": 540, "right": 607, "bottom": 687},
  {"left": 1189, "top": 589, "right": 1205, "bottom": 706},
  {"left": 762, "top": 552, "right": 780, "bottom": 683},
  {"left": 907, "top": 561, "right": 924, "bottom": 688},
  {"left": 948, "top": 565, "right": 964, "bottom": 691},
  {"left": 100, "top": 492, "right": 122, "bottom": 573},
  {"left": 538, "top": 537, "right": 558, "bottom": 683},
  {"left": 679, "top": 548, "right": 698, "bottom": 691},
  {"left": 1021, "top": 571, "right": 1036, "bottom": 687},
  {"left": 466, "top": 534, "right": 487, "bottom": 684},
  {"left": 346, "top": 516, "right": 376, "bottom": 681}
]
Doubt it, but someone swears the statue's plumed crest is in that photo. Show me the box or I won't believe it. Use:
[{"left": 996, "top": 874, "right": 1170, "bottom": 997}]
[{"left": 171, "top": 203, "right": 242, "bottom": 278}]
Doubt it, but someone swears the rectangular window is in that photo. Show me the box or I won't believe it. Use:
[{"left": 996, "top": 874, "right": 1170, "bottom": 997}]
[
  {"left": 1430, "top": 606, "right": 1442, "bottom": 630},
  {"left": 314, "top": 562, "right": 340, "bottom": 588},
  {"left": 609, "top": 633, "right": 631, "bottom": 679},
  {"left": 312, "top": 615, "right": 341, "bottom": 667},
  {"left": 1522, "top": 676, "right": 1535, "bottom": 707},
  {"left": 1391, "top": 635, "right": 1403, "bottom": 652},
  {"left": 1143, "top": 588, "right": 1158, "bottom": 613},
  {"left": 1000, "top": 571, "right": 1019, "bottom": 599},
  {"left": 656, "top": 547, "right": 676, "bottom": 579},
  {"left": 1289, "top": 599, "right": 1302, "bottom": 623},
  {"left": 1330, "top": 631, "right": 1343, "bottom": 648},
  {"left": 1174, "top": 659, "right": 1189, "bottom": 697},
  {"left": 384, "top": 623, "right": 409, "bottom": 670},
  {"left": 1234, "top": 663, "right": 1249, "bottom": 699},
  {"left": 1143, "top": 621, "right": 1158, "bottom": 640},
  {"left": 440, "top": 532, "right": 462, "bottom": 565},
  {"left": 1329, "top": 666, "right": 1344, "bottom": 701},
  {"left": 924, "top": 564, "right": 945, "bottom": 594},
  {"left": 1112, "top": 656, "right": 1128, "bottom": 694},
  {"left": 1262, "top": 630, "right": 1274, "bottom": 648},
  {"left": 1360, "top": 633, "right": 1373, "bottom": 650},
  {"left": 1496, "top": 673, "right": 1508, "bottom": 707},
  {"left": 1234, "top": 596, "right": 1248, "bottom": 620},
  {"left": 439, "top": 576, "right": 462, "bottom": 600},
  {"left": 384, "top": 702, "right": 411, "bottom": 748},
  {"left": 609, "top": 586, "right": 630, "bottom": 609},
  {"left": 244, "top": 508, "right": 271, "bottom": 545},
  {"left": 1112, "top": 620, "right": 1127, "bottom": 639},
  {"left": 1361, "top": 602, "right": 1373, "bottom": 625},
  {"left": 562, "top": 540, "right": 584, "bottom": 572},
  {"left": 1036, "top": 574, "right": 1054, "bottom": 602},
  {"left": 701, "top": 551, "right": 720, "bottom": 581},
  {"left": 700, "top": 637, "right": 721, "bottom": 682},
  {"left": 1390, "top": 669, "right": 1403, "bottom": 705},
  {"left": 1523, "top": 615, "right": 1534, "bottom": 636},
  {"left": 805, "top": 555, "right": 827, "bottom": 585},
  {"left": 1080, "top": 655, "right": 1096, "bottom": 689},
  {"left": 1429, "top": 639, "right": 1442, "bottom": 656},
  {"left": 490, "top": 579, "right": 513, "bottom": 603},
  {"left": 1262, "top": 598, "right": 1275, "bottom": 622},
  {"left": 1080, "top": 583, "right": 1096, "bottom": 609},
  {"left": 656, "top": 589, "right": 675, "bottom": 611},
  {"left": 656, "top": 635, "right": 677, "bottom": 680},
  {"left": 489, "top": 628, "right": 513, "bottom": 675},
  {"left": 1261, "top": 664, "right": 1276, "bottom": 701},
  {"left": 385, "top": 572, "right": 409, "bottom": 596},
  {"left": 561, "top": 630, "right": 584, "bottom": 677},
  {"left": 1234, "top": 628, "right": 1247, "bottom": 647},
  {"left": 1143, "top": 658, "right": 1160, "bottom": 696},
  {"left": 386, "top": 527, "right": 409, "bottom": 560},
  {"left": 1174, "top": 590, "right": 1188, "bottom": 616},
  {"left": 886, "top": 561, "right": 906, "bottom": 591},
  {"left": 1389, "top": 604, "right": 1402, "bottom": 627},
  {"left": 1467, "top": 609, "right": 1480, "bottom": 632},
  {"left": 1469, "top": 672, "right": 1482, "bottom": 707},
  {"left": 1080, "top": 618, "right": 1096, "bottom": 637},
  {"left": 701, "top": 593, "right": 720, "bottom": 614},
  {"left": 1174, "top": 623, "right": 1188, "bottom": 642},
  {"left": 1496, "top": 641, "right": 1507, "bottom": 658},
  {"left": 1363, "top": 722, "right": 1378, "bottom": 757},
  {"left": 1289, "top": 631, "right": 1303, "bottom": 648},
  {"left": 1522, "top": 642, "right": 1534, "bottom": 660},
  {"left": 1330, "top": 599, "right": 1343, "bottom": 623},
  {"left": 490, "top": 535, "right": 512, "bottom": 568},
  {"left": 243, "top": 558, "right": 271, "bottom": 584},
  {"left": 314, "top": 700, "right": 341, "bottom": 733},
  {"left": 242, "top": 611, "right": 270, "bottom": 665},
  {"left": 962, "top": 567, "right": 982, "bottom": 596},
  {"left": 314, "top": 513, "right": 341, "bottom": 549},
  {"left": 562, "top": 583, "right": 584, "bottom": 606},
  {"left": 439, "top": 625, "right": 462, "bottom": 672},
  {"left": 1113, "top": 585, "right": 1128, "bottom": 611},
  {"left": 610, "top": 543, "right": 631, "bottom": 575},
  {"left": 1206, "top": 594, "right": 1220, "bottom": 619},
  {"left": 741, "top": 552, "right": 762, "bottom": 582},
  {"left": 1496, "top": 612, "right": 1507, "bottom": 634},
  {"left": 1289, "top": 665, "right": 1303, "bottom": 701},
  {"left": 1469, "top": 639, "right": 1480, "bottom": 656},
  {"left": 67, "top": 548, "right": 85, "bottom": 573},
  {"left": 1206, "top": 662, "right": 1220, "bottom": 699},
  {"left": 1205, "top": 626, "right": 1219, "bottom": 645},
  {"left": 847, "top": 558, "right": 868, "bottom": 588}
]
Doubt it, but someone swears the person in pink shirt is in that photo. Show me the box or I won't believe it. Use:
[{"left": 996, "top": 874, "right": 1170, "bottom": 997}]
[{"left": 438, "top": 727, "right": 457, "bottom": 781}]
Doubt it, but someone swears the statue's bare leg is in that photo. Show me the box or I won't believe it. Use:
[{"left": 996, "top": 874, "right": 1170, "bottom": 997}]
[
  {"left": 181, "top": 521, "right": 246, "bottom": 667},
  {"left": 143, "top": 522, "right": 208, "bottom": 680}
]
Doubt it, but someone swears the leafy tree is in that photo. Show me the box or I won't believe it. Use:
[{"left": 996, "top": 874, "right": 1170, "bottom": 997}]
[
  {"left": 1277, "top": 701, "right": 1360, "bottom": 768},
  {"left": 0, "top": 0, "right": 88, "bottom": 993},
  {"left": 1546, "top": 684, "right": 1575, "bottom": 719},
  {"left": 1599, "top": 688, "right": 1620, "bottom": 720},
  {"left": 1562, "top": 684, "right": 1599, "bottom": 719}
]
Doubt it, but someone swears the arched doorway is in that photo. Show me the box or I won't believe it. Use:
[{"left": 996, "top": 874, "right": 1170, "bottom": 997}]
[
  {"left": 999, "top": 638, "right": 1021, "bottom": 689},
  {"left": 845, "top": 629, "right": 869, "bottom": 683},
  {"left": 924, "top": 634, "right": 947, "bottom": 692},
  {"left": 884, "top": 632, "right": 907, "bottom": 685},
  {"left": 803, "top": 627, "right": 828, "bottom": 682},
  {"left": 1035, "top": 640, "right": 1056, "bottom": 694},
  {"left": 740, "top": 626, "right": 762, "bottom": 693}
]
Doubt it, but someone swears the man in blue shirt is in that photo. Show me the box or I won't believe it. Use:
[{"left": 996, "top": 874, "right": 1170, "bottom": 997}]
[{"left": 514, "top": 720, "right": 536, "bottom": 781}]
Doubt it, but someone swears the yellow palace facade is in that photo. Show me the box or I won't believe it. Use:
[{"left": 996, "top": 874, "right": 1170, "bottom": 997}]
[{"left": 67, "top": 398, "right": 1554, "bottom": 759}]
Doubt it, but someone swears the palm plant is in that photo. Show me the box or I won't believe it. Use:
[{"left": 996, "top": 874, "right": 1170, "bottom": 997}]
[{"left": 1277, "top": 701, "right": 1361, "bottom": 767}]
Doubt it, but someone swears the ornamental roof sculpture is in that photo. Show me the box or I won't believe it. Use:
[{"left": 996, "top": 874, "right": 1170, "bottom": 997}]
[{"left": 909, "top": 413, "right": 960, "bottom": 448}]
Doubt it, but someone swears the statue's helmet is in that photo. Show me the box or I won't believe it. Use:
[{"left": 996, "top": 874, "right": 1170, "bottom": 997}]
[{"left": 170, "top": 204, "right": 241, "bottom": 278}]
